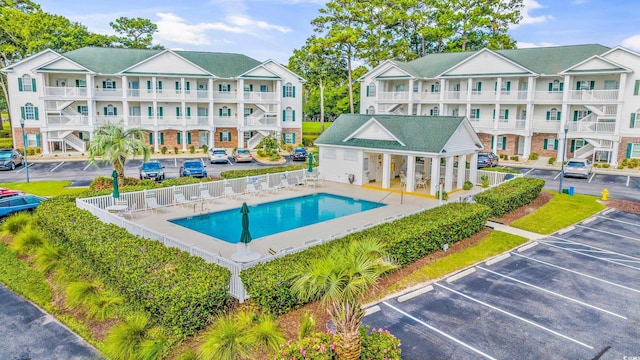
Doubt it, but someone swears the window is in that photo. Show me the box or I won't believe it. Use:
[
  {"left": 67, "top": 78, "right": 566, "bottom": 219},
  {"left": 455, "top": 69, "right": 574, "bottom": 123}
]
[
  {"left": 284, "top": 82, "right": 295, "bottom": 97},
  {"left": 175, "top": 81, "right": 181, "bottom": 93},
  {"left": 499, "top": 108, "right": 509, "bottom": 121},
  {"left": 218, "top": 83, "right": 231, "bottom": 92},
  {"left": 260, "top": 85, "right": 268, "bottom": 92},
  {"left": 628, "top": 143, "right": 640, "bottom": 158},
  {"left": 26, "top": 134, "right": 38, "bottom": 147},
  {"left": 470, "top": 108, "right": 480, "bottom": 120},
  {"left": 21, "top": 75, "right": 33, "bottom": 92},
  {"left": 549, "top": 80, "right": 563, "bottom": 92},
  {"left": 322, "top": 149, "right": 337, "bottom": 159},
  {"left": 395, "top": 84, "right": 405, "bottom": 92},
  {"left": 472, "top": 81, "right": 482, "bottom": 94},
  {"left": 220, "top": 131, "right": 231, "bottom": 142},
  {"left": 157, "top": 106, "right": 163, "bottom": 118},
  {"left": 284, "top": 107, "right": 295, "bottom": 121},
  {"left": 176, "top": 107, "right": 182, "bottom": 117},
  {"left": 367, "top": 82, "right": 376, "bottom": 97},
  {"left": 366, "top": 106, "right": 375, "bottom": 115},
  {"left": 221, "top": 106, "right": 230, "bottom": 117},
  {"left": 496, "top": 136, "right": 507, "bottom": 150},
  {"left": 547, "top": 108, "right": 561, "bottom": 121},
  {"left": 432, "top": 82, "right": 441, "bottom": 93},
  {"left": 105, "top": 104, "right": 115, "bottom": 116},
  {"left": 244, "top": 83, "right": 253, "bottom": 92},
  {"left": 22, "top": 103, "right": 37, "bottom": 120},
  {"left": 501, "top": 81, "right": 511, "bottom": 94},
  {"left": 543, "top": 137, "right": 558, "bottom": 150},
  {"left": 76, "top": 79, "right": 87, "bottom": 88},
  {"left": 577, "top": 80, "right": 594, "bottom": 90},
  {"left": 430, "top": 106, "right": 439, "bottom": 116},
  {"left": 283, "top": 133, "right": 294, "bottom": 145},
  {"left": 156, "top": 80, "right": 163, "bottom": 92},
  {"left": 103, "top": 78, "right": 116, "bottom": 89},
  {"left": 631, "top": 111, "right": 639, "bottom": 129},
  {"left": 413, "top": 82, "right": 419, "bottom": 92},
  {"left": 451, "top": 108, "right": 459, "bottom": 116},
  {"left": 77, "top": 106, "right": 88, "bottom": 116}
]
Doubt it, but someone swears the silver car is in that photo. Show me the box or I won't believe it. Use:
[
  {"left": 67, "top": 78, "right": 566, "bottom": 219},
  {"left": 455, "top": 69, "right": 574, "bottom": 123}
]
[
  {"left": 208, "top": 148, "right": 229, "bottom": 164},
  {"left": 564, "top": 158, "right": 592, "bottom": 178}
]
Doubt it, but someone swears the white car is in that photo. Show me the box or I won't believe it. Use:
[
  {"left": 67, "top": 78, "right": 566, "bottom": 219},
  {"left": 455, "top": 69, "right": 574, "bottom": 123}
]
[
  {"left": 564, "top": 158, "right": 592, "bottom": 178},
  {"left": 208, "top": 148, "right": 229, "bottom": 164}
]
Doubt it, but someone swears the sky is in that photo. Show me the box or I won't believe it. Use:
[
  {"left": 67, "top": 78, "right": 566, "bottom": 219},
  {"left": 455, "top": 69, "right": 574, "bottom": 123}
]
[{"left": 36, "top": 0, "right": 640, "bottom": 65}]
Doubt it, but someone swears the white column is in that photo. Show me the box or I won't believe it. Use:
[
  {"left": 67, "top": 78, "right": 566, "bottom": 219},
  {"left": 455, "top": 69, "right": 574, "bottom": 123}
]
[
  {"left": 122, "top": 75, "right": 128, "bottom": 100},
  {"left": 122, "top": 101, "right": 129, "bottom": 127},
  {"left": 466, "top": 78, "right": 473, "bottom": 101},
  {"left": 86, "top": 74, "right": 95, "bottom": 127},
  {"left": 406, "top": 156, "right": 416, "bottom": 192},
  {"left": 208, "top": 78, "right": 214, "bottom": 99},
  {"left": 181, "top": 78, "right": 186, "bottom": 100},
  {"left": 523, "top": 136, "right": 532, "bottom": 160},
  {"left": 469, "top": 153, "right": 479, "bottom": 184},
  {"left": 209, "top": 130, "right": 215, "bottom": 148},
  {"left": 444, "top": 156, "right": 455, "bottom": 192},
  {"left": 152, "top": 76, "right": 157, "bottom": 100},
  {"left": 41, "top": 131, "right": 49, "bottom": 154},
  {"left": 182, "top": 130, "right": 187, "bottom": 152},
  {"left": 492, "top": 135, "right": 499, "bottom": 154},
  {"left": 457, "top": 155, "right": 466, "bottom": 189},
  {"left": 429, "top": 157, "right": 441, "bottom": 196},
  {"left": 382, "top": 153, "right": 391, "bottom": 189},
  {"left": 237, "top": 79, "right": 244, "bottom": 101},
  {"left": 238, "top": 130, "right": 244, "bottom": 148},
  {"left": 154, "top": 131, "right": 159, "bottom": 152}
]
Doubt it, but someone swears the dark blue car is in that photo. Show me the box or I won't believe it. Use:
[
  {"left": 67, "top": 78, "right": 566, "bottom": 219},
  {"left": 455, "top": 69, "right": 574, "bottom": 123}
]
[
  {"left": 180, "top": 160, "right": 207, "bottom": 178},
  {"left": 0, "top": 194, "right": 45, "bottom": 219}
]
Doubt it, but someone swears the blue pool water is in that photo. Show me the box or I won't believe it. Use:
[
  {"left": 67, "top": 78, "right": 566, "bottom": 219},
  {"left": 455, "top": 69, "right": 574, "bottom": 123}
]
[{"left": 169, "top": 193, "right": 384, "bottom": 243}]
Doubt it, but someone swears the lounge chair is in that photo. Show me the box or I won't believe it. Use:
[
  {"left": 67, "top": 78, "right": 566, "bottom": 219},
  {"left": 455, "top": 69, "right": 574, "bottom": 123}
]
[
  {"left": 260, "top": 181, "right": 279, "bottom": 193},
  {"left": 144, "top": 194, "right": 163, "bottom": 213},
  {"left": 174, "top": 190, "right": 194, "bottom": 207},
  {"left": 280, "top": 178, "right": 294, "bottom": 190},
  {"left": 223, "top": 184, "right": 241, "bottom": 198},
  {"left": 200, "top": 186, "right": 217, "bottom": 203},
  {"left": 246, "top": 183, "right": 262, "bottom": 196}
]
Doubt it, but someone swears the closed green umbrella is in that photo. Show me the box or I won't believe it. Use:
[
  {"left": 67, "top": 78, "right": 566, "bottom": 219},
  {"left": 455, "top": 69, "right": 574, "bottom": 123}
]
[
  {"left": 239, "top": 202, "right": 252, "bottom": 245},
  {"left": 307, "top": 152, "right": 314, "bottom": 173},
  {"left": 111, "top": 169, "right": 120, "bottom": 199}
]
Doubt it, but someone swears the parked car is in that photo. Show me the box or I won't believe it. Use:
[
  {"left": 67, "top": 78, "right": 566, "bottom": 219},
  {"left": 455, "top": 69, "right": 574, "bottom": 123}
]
[
  {"left": 0, "top": 148, "right": 24, "bottom": 171},
  {"left": 477, "top": 152, "right": 498, "bottom": 168},
  {"left": 180, "top": 160, "right": 208, "bottom": 178},
  {"left": 0, "top": 187, "right": 25, "bottom": 199},
  {"left": 139, "top": 161, "right": 165, "bottom": 181},
  {"left": 209, "top": 148, "right": 230, "bottom": 164},
  {"left": 564, "top": 158, "right": 592, "bottom": 178},
  {"left": 290, "top": 147, "right": 308, "bottom": 161},
  {"left": 0, "top": 194, "right": 45, "bottom": 219},
  {"left": 233, "top": 148, "right": 253, "bottom": 163}
]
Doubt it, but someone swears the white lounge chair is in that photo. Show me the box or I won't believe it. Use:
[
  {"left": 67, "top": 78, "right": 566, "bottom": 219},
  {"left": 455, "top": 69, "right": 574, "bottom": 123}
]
[
  {"left": 280, "top": 178, "right": 294, "bottom": 190},
  {"left": 200, "top": 186, "right": 217, "bottom": 203},
  {"left": 246, "top": 183, "right": 262, "bottom": 196},
  {"left": 144, "top": 194, "right": 163, "bottom": 213},
  {"left": 223, "top": 184, "right": 241, "bottom": 198},
  {"left": 174, "top": 190, "right": 194, "bottom": 207},
  {"left": 260, "top": 181, "right": 279, "bottom": 193}
]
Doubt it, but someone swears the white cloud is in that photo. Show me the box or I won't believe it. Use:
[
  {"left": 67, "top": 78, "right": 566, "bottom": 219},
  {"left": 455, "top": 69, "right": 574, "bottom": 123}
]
[
  {"left": 155, "top": 12, "right": 290, "bottom": 46},
  {"left": 621, "top": 34, "right": 640, "bottom": 51},
  {"left": 513, "top": 0, "right": 554, "bottom": 28},
  {"left": 517, "top": 42, "right": 559, "bottom": 48}
]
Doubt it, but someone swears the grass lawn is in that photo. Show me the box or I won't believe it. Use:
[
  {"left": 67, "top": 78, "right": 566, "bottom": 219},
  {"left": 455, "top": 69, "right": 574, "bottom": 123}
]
[
  {"left": 510, "top": 191, "right": 605, "bottom": 234},
  {"left": 380, "top": 231, "right": 528, "bottom": 297},
  {"left": 1, "top": 181, "right": 87, "bottom": 196},
  {"left": 302, "top": 121, "right": 332, "bottom": 133},
  {"left": 0, "top": 243, "right": 52, "bottom": 309}
]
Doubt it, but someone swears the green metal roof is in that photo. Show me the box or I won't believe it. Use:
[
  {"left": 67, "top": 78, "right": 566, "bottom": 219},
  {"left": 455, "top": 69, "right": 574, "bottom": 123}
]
[
  {"left": 315, "top": 114, "right": 465, "bottom": 153},
  {"left": 399, "top": 44, "right": 611, "bottom": 78},
  {"left": 60, "top": 47, "right": 262, "bottom": 77}
]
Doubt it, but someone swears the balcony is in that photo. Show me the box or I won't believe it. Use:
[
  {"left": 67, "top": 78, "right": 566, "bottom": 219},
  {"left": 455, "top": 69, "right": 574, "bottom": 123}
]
[
  {"left": 244, "top": 115, "right": 278, "bottom": 127},
  {"left": 186, "top": 116, "right": 210, "bottom": 127},
  {"left": 566, "top": 89, "right": 619, "bottom": 103},
  {"left": 378, "top": 91, "right": 410, "bottom": 101},
  {"left": 95, "top": 116, "right": 125, "bottom": 126},
  {"left": 468, "top": 118, "right": 493, "bottom": 131},
  {"left": 470, "top": 91, "right": 496, "bottom": 101},
  {"left": 416, "top": 92, "right": 441, "bottom": 102},
  {"left": 156, "top": 116, "right": 184, "bottom": 126},
  {"left": 567, "top": 121, "right": 615, "bottom": 134},
  {"left": 213, "top": 116, "right": 238, "bottom": 127},
  {"left": 499, "top": 91, "right": 528, "bottom": 101},
  {"left": 496, "top": 119, "right": 527, "bottom": 130},
  {"left": 183, "top": 90, "right": 210, "bottom": 100},
  {"left": 443, "top": 91, "right": 463, "bottom": 101},
  {"left": 243, "top": 91, "right": 276, "bottom": 102},
  {"left": 94, "top": 88, "right": 123, "bottom": 98},
  {"left": 533, "top": 91, "right": 563, "bottom": 102},
  {"left": 213, "top": 91, "right": 237, "bottom": 101},
  {"left": 45, "top": 115, "right": 89, "bottom": 127},
  {"left": 44, "top": 86, "right": 88, "bottom": 98}
]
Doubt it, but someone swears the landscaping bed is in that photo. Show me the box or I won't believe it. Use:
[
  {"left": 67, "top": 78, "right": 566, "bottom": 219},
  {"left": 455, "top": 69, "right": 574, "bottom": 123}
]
[{"left": 602, "top": 199, "right": 640, "bottom": 214}]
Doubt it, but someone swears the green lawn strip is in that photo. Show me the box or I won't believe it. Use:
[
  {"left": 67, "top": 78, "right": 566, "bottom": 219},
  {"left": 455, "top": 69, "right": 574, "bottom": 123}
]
[
  {"left": 0, "top": 243, "right": 52, "bottom": 309},
  {"left": 302, "top": 121, "right": 332, "bottom": 133},
  {"left": 510, "top": 191, "right": 605, "bottom": 234},
  {"left": 1, "top": 181, "right": 87, "bottom": 196},
  {"left": 380, "top": 231, "right": 528, "bottom": 297}
]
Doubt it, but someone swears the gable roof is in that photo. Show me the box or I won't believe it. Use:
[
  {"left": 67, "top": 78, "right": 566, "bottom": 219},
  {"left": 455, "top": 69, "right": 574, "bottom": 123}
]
[
  {"left": 315, "top": 114, "right": 471, "bottom": 153},
  {"left": 60, "top": 47, "right": 263, "bottom": 77},
  {"left": 397, "top": 44, "right": 611, "bottom": 78}
]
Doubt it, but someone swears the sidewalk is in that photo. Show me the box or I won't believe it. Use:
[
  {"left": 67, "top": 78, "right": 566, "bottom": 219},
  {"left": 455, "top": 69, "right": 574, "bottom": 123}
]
[
  {"left": 486, "top": 220, "right": 545, "bottom": 241},
  {"left": 500, "top": 156, "right": 640, "bottom": 177}
]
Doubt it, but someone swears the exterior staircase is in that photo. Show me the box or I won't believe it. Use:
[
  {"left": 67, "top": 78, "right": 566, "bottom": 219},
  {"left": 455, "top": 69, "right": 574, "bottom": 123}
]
[
  {"left": 247, "top": 131, "right": 268, "bottom": 150},
  {"left": 48, "top": 131, "right": 87, "bottom": 152}
]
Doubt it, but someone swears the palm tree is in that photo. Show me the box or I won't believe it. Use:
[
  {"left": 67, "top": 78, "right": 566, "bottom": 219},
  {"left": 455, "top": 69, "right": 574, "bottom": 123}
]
[
  {"left": 88, "top": 124, "right": 150, "bottom": 184},
  {"left": 292, "top": 239, "right": 396, "bottom": 360}
]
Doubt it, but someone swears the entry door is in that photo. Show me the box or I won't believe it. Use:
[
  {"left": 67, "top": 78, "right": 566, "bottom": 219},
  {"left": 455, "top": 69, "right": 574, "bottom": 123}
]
[
  {"left": 518, "top": 136, "right": 525, "bottom": 154},
  {"left": 199, "top": 131, "right": 209, "bottom": 147}
]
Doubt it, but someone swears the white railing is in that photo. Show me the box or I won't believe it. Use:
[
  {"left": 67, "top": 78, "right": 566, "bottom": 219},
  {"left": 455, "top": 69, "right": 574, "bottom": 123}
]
[
  {"left": 95, "top": 116, "right": 125, "bottom": 126},
  {"left": 471, "top": 169, "right": 523, "bottom": 186},
  {"left": 244, "top": 116, "right": 278, "bottom": 127},
  {"left": 416, "top": 92, "right": 441, "bottom": 101},
  {"left": 127, "top": 89, "right": 141, "bottom": 98},
  {"left": 244, "top": 91, "right": 276, "bottom": 101},
  {"left": 64, "top": 132, "right": 87, "bottom": 152},
  {"left": 213, "top": 91, "right": 237, "bottom": 100},
  {"left": 44, "top": 100, "right": 74, "bottom": 111},
  {"left": 155, "top": 90, "right": 183, "bottom": 100},
  {"left": 378, "top": 91, "right": 410, "bottom": 101},
  {"left": 443, "top": 91, "right": 462, "bottom": 100},
  {"left": 213, "top": 116, "right": 238, "bottom": 127},
  {"left": 567, "top": 89, "right": 619, "bottom": 102},
  {"left": 567, "top": 121, "right": 615, "bottom": 134},
  {"left": 157, "top": 116, "right": 184, "bottom": 126},
  {"left": 247, "top": 133, "right": 264, "bottom": 150},
  {"left": 574, "top": 144, "right": 594, "bottom": 158},
  {"left": 46, "top": 115, "right": 89, "bottom": 126},
  {"left": 44, "top": 86, "right": 88, "bottom": 97},
  {"left": 94, "top": 88, "right": 123, "bottom": 98},
  {"left": 533, "top": 91, "right": 563, "bottom": 101},
  {"left": 532, "top": 120, "right": 561, "bottom": 131},
  {"left": 500, "top": 91, "right": 528, "bottom": 101},
  {"left": 470, "top": 91, "right": 496, "bottom": 100},
  {"left": 186, "top": 116, "right": 210, "bottom": 126},
  {"left": 496, "top": 119, "right": 527, "bottom": 130}
]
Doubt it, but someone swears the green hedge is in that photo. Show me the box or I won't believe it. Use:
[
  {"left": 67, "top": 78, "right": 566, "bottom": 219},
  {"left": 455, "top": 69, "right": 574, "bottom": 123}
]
[
  {"left": 0, "top": 138, "right": 13, "bottom": 148},
  {"left": 35, "top": 197, "right": 231, "bottom": 337},
  {"left": 480, "top": 167, "right": 520, "bottom": 174},
  {"left": 220, "top": 164, "right": 306, "bottom": 179},
  {"left": 473, "top": 177, "right": 545, "bottom": 217},
  {"left": 240, "top": 203, "right": 490, "bottom": 315}
]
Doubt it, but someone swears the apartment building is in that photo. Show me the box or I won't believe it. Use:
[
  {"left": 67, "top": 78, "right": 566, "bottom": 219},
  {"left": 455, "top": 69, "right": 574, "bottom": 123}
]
[
  {"left": 2, "top": 47, "right": 303, "bottom": 154},
  {"left": 359, "top": 44, "right": 640, "bottom": 165}
]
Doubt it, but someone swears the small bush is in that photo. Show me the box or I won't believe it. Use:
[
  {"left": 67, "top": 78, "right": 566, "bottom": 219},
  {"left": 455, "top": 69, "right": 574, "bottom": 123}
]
[
  {"left": 621, "top": 158, "right": 629, "bottom": 166},
  {"left": 10, "top": 227, "right": 45, "bottom": 255},
  {"left": 1, "top": 212, "right": 33, "bottom": 235},
  {"left": 528, "top": 153, "right": 539, "bottom": 161},
  {"left": 603, "top": 163, "right": 610, "bottom": 168},
  {"left": 220, "top": 164, "right": 305, "bottom": 179},
  {"left": 201, "top": 145, "right": 208, "bottom": 153},
  {"left": 474, "top": 177, "right": 545, "bottom": 217},
  {"left": 302, "top": 137, "right": 314, "bottom": 147},
  {"left": 435, "top": 190, "right": 448, "bottom": 201},
  {"left": 462, "top": 180, "right": 473, "bottom": 190},
  {"left": 618, "top": 164, "right": 624, "bottom": 169},
  {"left": 257, "top": 149, "right": 266, "bottom": 157},
  {"left": 189, "top": 145, "right": 196, "bottom": 154},
  {"left": 509, "top": 155, "right": 519, "bottom": 161},
  {"left": 0, "top": 138, "right": 13, "bottom": 148},
  {"left": 548, "top": 157, "right": 556, "bottom": 165},
  {"left": 27, "top": 147, "right": 36, "bottom": 156},
  {"left": 269, "top": 153, "right": 281, "bottom": 161},
  {"left": 481, "top": 175, "right": 490, "bottom": 188},
  {"left": 161, "top": 146, "right": 168, "bottom": 154},
  {"left": 173, "top": 147, "right": 179, "bottom": 154}
]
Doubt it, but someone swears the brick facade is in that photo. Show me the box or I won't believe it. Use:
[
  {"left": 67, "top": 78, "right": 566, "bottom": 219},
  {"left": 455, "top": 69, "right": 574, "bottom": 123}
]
[
  {"left": 619, "top": 137, "right": 640, "bottom": 160},
  {"left": 11, "top": 127, "right": 41, "bottom": 150},
  {"left": 531, "top": 133, "right": 560, "bottom": 158}
]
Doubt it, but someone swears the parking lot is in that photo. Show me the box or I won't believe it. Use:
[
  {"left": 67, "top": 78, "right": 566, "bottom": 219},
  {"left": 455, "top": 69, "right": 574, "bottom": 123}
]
[{"left": 364, "top": 209, "right": 640, "bottom": 359}]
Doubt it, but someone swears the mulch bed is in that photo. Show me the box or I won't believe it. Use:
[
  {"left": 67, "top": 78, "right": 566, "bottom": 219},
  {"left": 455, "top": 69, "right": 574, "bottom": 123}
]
[{"left": 600, "top": 199, "right": 640, "bottom": 214}]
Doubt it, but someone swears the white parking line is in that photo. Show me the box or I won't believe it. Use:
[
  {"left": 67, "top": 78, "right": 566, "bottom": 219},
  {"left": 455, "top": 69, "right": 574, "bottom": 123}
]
[
  {"left": 574, "top": 224, "right": 640, "bottom": 242},
  {"left": 435, "top": 283, "right": 593, "bottom": 349},
  {"left": 477, "top": 266, "right": 627, "bottom": 320},
  {"left": 381, "top": 301, "right": 497, "bottom": 360},
  {"left": 596, "top": 215, "right": 640, "bottom": 228},
  {"left": 548, "top": 235, "right": 640, "bottom": 261},
  {"left": 627, "top": 176, "right": 631, "bottom": 187},
  {"left": 523, "top": 168, "right": 535, "bottom": 176},
  {"left": 588, "top": 173, "right": 596, "bottom": 183},
  {"left": 83, "top": 163, "right": 92, "bottom": 171},
  {"left": 553, "top": 172, "right": 562, "bottom": 180},
  {"left": 50, "top": 161, "right": 65, "bottom": 172},
  {"left": 541, "top": 239, "right": 640, "bottom": 271}
]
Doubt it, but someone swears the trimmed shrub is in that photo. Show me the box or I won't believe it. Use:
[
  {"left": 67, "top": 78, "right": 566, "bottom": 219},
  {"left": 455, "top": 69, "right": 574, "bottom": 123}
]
[
  {"left": 435, "top": 190, "right": 448, "bottom": 201},
  {"left": 462, "top": 180, "right": 473, "bottom": 190},
  {"left": 528, "top": 153, "right": 539, "bottom": 161},
  {"left": 509, "top": 155, "right": 519, "bottom": 161},
  {"left": 301, "top": 136, "right": 314, "bottom": 147},
  {"left": 548, "top": 157, "right": 556, "bottom": 165},
  {"left": 0, "top": 138, "right": 14, "bottom": 148},
  {"left": 35, "top": 197, "right": 231, "bottom": 337},
  {"left": 481, "top": 175, "right": 490, "bottom": 188},
  {"left": 621, "top": 158, "right": 629, "bottom": 167},
  {"left": 480, "top": 167, "right": 520, "bottom": 174},
  {"left": 632, "top": 158, "right": 639, "bottom": 168},
  {"left": 189, "top": 145, "right": 196, "bottom": 154},
  {"left": 603, "top": 163, "right": 610, "bottom": 168},
  {"left": 174, "top": 147, "right": 179, "bottom": 154},
  {"left": 241, "top": 203, "right": 490, "bottom": 315},
  {"left": 161, "top": 146, "right": 168, "bottom": 154},
  {"left": 89, "top": 176, "right": 157, "bottom": 191},
  {"left": 474, "top": 177, "right": 545, "bottom": 217},
  {"left": 161, "top": 177, "right": 207, "bottom": 187},
  {"left": 220, "top": 164, "right": 306, "bottom": 179},
  {"left": 201, "top": 145, "right": 208, "bottom": 153}
]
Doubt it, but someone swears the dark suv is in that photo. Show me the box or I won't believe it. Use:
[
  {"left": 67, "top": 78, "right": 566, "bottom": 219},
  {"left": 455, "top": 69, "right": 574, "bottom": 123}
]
[
  {"left": 0, "top": 148, "right": 24, "bottom": 171},
  {"left": 180, "top": 160, "right": 207, "bottom": 178},
  {"left": 290, "top": 147, "right": 308, "bottom": 161},
  {"left": 139, "top": 161, "right": 165, "bottom": 181},
  {"left": 477, "top": 152, "right": 499, "bottom": 168}
]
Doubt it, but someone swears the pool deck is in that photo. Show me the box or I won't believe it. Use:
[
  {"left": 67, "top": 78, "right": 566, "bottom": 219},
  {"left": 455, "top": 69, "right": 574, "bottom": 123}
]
[{"left": 132, "top": 182, "right": 476, "bottom": 260}]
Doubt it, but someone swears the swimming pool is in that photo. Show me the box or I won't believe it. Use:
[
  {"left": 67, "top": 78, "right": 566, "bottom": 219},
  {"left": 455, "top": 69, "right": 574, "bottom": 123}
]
[{"left": 169, "top": 193, "right": 384, "bottom": 243}]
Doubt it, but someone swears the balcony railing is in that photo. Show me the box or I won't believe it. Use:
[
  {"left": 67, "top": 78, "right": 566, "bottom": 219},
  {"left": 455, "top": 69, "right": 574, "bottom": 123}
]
[
  {"left": 378, "top": 91, "right": 410, "bottom": 101},
  {"left": 443, "top": 91, "right": 463, "bottom": 100},
  {"left": 213, "top": 116, "right": 238, "bottom": 127},
  {"left": 94, "top": 88, "right": 123, "bottom": 98},
  {"left": 499, "top": 91, "right": 528, "bottom": 101},
  {"left": 567, "top": 89, "right": 619, "bottom": 102},
  {"left": 496, "top": 119, "right": 527, "bottom": 130},
  {"left": 470, "top": 91, "right": 496, "bottom": 101},
  {"left": 567, "top": 121, "right": 615, "bottom": 134},
  {"left": 156, "top": 116, "right": 184, "bottom": 126},
  {"left": 533, "top": 91, "right": 563, "bottom": 101},
  {"left": 244, "top": 116, "right": 278, "bottom": 127},
  {"left": 243, "top": 91, "right": 276, "bottom": 102},
  {"left": 95, "top": 116, "right": 125, "bottom": 125},
  {"left": 213, "top": 91, "right": 237, "bottom": 100},
  {"left": 186, "top": 116, "right": 210, "bottom": 126},
  {"left": 46, "top": 115, "right": 89, "bottom": 126},
  {"left": 44, "top": 86, "right": 88, "bottom": 97},
  {"left": 417, "top": 92, "right": 441, "bottom": 101}
]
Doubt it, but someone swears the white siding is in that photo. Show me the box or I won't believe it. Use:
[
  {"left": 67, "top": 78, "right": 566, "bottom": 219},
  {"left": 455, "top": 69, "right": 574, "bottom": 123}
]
[
  {"left": 127, "top": 52, "right": 207, "bottom": 75},
  {"left": 318, "top": 147, "right": 364, "bottom": 185},
  {"left": 445, "top": 51, "right": 526, "bottom": 76}
]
